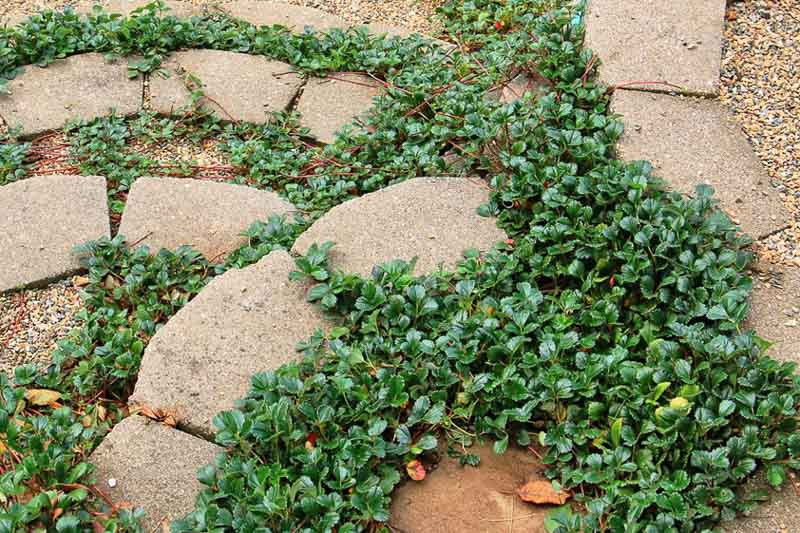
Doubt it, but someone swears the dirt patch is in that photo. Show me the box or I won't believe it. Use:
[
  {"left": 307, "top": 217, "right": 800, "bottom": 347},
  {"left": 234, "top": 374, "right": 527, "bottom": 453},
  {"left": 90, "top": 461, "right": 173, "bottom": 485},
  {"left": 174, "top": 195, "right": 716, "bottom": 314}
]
[{"left": 390, "top": 443, "right": 554, "bottom": 533}]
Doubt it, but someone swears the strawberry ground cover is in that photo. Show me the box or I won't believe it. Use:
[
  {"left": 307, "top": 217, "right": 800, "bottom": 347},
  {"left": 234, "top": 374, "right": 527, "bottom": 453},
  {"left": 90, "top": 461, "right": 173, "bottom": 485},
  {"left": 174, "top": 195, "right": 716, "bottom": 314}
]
[{"left": 0, "top": 1, "right": 799, "bottom": 531}]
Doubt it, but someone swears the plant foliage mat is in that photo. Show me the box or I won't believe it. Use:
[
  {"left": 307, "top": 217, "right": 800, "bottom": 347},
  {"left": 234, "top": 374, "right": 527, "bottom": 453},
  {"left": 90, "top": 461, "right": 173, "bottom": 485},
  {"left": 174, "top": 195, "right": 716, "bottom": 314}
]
[{"left": 0, "top": 1, "right": 799, "bottom": 532}]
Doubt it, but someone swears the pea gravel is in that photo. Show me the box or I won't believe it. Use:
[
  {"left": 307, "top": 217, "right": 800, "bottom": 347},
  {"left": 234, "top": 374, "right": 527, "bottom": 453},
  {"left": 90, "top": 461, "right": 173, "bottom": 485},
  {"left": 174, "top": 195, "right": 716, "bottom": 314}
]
[
  {"left": 720, "top": 0, "right": 800, "bottom": 266},
  {"left": 0, "top": 279, "right": 83, "bottom": 375},
  {"left": 1, "top": 0, "right": 443, "bottom": 35}
]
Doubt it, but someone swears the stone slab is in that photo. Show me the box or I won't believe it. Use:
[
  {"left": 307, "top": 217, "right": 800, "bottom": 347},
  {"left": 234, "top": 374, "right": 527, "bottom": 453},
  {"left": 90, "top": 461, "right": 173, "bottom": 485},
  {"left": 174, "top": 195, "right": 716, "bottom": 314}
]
[
  {"left": 723, "top": 471, "right": 800, "bottom": 533},
  {"left": 90, "top": 415, "right": 221, "bottom": 531},
  {"left": 216, "top": 1, "right": 346, "bottom": 32},
  {"left": 746, "top": 264, "right": 800, "bottom": 367},
  {"left": 118, "top": 177, "right": 294, "bottom": 259},
  {"left": 584, "top": 0, "right": 726, "bottom": 96},
  {"left": 149, "top": 49, "right": 303, "bottom": 123},
  {"left": 1, "top": 9, "right": 29, "bottom": 26},
  {"left": 130, "top": 250, "right": 327, "bottom": 437},
  {"left": 390, "top": 444, "right": 548, "bottom": 532},
  {"left": 76, "top": 0, "right": 202, "bottom": 17},
  {"left": 1, "top": 175, "right": 110, "bottom": 293},
  {"left": 613, "top": 90, "right": 787, "bottom": 239},
  {"left": 292, "top": 177, "right": 505, "bottom": 277},
  {"left": 364, "top": 23, "right": 413, "bottom": 38},
  {"left": 0, "top": 53, "right": 142, "bottom": 136},
  {"left": 297, "top": 73, "right": 382, "bottom": 144}
]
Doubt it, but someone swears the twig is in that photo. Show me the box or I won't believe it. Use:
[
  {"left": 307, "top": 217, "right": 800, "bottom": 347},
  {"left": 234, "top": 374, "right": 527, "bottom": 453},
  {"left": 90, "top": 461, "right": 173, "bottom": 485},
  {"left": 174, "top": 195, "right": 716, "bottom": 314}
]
[
  {"left": 57, "top": 482, "right": 117, "bottom": 508},
  {"left": 128, "top": 231, "right": 154, "bottom": 248}
]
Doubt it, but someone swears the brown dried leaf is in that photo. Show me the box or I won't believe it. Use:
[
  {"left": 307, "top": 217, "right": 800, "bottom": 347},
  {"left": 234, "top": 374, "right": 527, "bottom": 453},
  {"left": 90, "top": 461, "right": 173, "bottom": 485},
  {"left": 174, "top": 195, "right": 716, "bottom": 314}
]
[
  {"left": 517, "top": 480, "right": 570, "bottom": 505},
  {"left": 133, "top": 403, "right": 179, "bottom": 427},
  {"left": 24, "top": 389, "right": 62, "bottom": 406},
  {"left": 73, "top": 275, "right": 90, "bottom": 287},
  {"left": 406, "top": 459, "right": 426, "bottom": 481}
]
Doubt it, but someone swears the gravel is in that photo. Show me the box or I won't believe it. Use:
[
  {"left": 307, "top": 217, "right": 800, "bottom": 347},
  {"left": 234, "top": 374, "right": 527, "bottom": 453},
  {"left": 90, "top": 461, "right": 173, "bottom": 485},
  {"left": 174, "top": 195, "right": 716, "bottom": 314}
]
[
  {"left": 286, "top": 0, "right": 444, "bottom": 35},
  {"left": 720, "top": 0, "right": 800, "bottom": 266},
  {"left": 1, "top": 0, "right": 444, "bottom": 35},
  {"left": 0, "top": 279, "right": 83, "bottom": 376}
]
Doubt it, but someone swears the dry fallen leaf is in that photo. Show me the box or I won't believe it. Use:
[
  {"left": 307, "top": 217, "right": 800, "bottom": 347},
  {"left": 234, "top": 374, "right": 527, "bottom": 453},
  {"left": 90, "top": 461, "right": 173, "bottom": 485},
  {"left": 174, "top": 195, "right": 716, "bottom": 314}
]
[
  {"left": 406, "top": 459, "right": 426, "bottom": 481},
  {"left": 24, "top": 389, "right": 62, "bottom": 407},
  {"left": 517, "top": 480, "right": 570, "bottom": 505},
  {"left": 133, "top": 403, "right": 178, "bottom": 427},
  {"left": 73, "top": 275, "right": 90, "bottom": 287}
]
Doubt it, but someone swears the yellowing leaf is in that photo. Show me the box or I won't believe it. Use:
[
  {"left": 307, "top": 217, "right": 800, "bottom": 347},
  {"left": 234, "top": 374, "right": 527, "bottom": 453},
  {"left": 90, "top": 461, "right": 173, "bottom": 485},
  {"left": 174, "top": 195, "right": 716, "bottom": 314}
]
[
  {"left": 406, "top": 459, "right": 426, "bottom": 481},
  {"left": 24, "top": 389, "right": 61, "bottom": 406},
  {"left": 517, "top": 480, "right": 570, "bottom": 505}
]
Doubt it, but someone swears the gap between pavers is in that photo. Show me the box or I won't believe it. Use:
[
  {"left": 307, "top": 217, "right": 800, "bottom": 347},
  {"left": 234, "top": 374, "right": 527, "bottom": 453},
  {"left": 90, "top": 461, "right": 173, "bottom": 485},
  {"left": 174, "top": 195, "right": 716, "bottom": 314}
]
[
  {"left": 129, "top": 250, "right": 328, "bottom": 438},
  {"left": 0, "top": 175, "right": 110, "bottom": 293},
  {"left": 148, "top": 49, "right": 304, "bottom": 123},
  {"left": 89, "top": 415, "right": 222, "bottom": 531},
  {"left": 584, "top": 0, "right": 726, "bottom": 97},
  {"left": 292, "top": 177, "right": 507, "bottom": 277},
  {"left": 612, "top": 90, "right": 788, "bottom": 240},
  {"left": 117, "top": 177, "right": 295, "bottom": 260},
  {"left": 0, "top": 53, "right": 142, "bottom": 136}
]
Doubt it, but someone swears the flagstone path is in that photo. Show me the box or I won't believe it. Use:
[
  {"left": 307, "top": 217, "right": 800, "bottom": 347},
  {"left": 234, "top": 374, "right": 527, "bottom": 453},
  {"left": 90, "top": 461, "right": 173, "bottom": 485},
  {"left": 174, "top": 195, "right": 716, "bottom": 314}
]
[{"left": 0, "top": 0, "right": 796, "bottom": 530}]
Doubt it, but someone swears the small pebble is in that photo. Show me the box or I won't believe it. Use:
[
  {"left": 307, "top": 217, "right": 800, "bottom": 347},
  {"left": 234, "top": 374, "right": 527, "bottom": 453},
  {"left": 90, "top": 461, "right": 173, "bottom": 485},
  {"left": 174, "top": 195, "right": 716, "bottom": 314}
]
[
  {"left": 0, "top": 279, "right": 83, "bottom": 376},
  {"left": 721, "top": 0, "right": 800, "bottom": 267}
]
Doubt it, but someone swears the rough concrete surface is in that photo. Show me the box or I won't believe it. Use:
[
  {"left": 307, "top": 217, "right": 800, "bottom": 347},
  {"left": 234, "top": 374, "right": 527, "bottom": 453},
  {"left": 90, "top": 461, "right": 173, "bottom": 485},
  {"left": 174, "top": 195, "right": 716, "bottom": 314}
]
[
  {"left": 0, "top": 53, "right": 142, "bottom": 135},
  {"left": 746, "top": 265, "right": 800, "bottom": 366},
  {"left": 584, "top": 0, "right": 726, "bottom": 96},
  {"left": 76, "top": 0, "right": 201, "bottom": 17},
  {"left": 297, "top": 73, "right": 383, "bottom": 144},
  {"left": 90, "top": 415, "right": 221, "bottom": 531},
  {"left": 129, "top": 250, "right": 327, "bottom": 437},
  {"left": 216, "top": 0, "right": 346, "bottom": 31},
  {"left": 118, "top": 177, "right": 294, "bottom": 259},
  {"left": 1, "top": 175, "right": 110, "bottom": 293},
  {"left": 292, "top": 177, "right": 506, "bottom": 276},
  {"left": 149, "top": 49, "right": 303, "bottom": 123},
  {"left": 613, "top": 90, "right": 787, "bottom": 239},
  {"left": 724, "top": 471, "right": 800, "bottom": 533}
]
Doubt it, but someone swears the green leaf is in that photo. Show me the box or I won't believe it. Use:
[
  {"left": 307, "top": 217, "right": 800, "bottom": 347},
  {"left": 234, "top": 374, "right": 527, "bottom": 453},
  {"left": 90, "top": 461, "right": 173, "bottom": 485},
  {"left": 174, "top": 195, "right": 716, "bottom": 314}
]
[
  {"left": 767, "top": 464, "right": 786, "bottom": 488},
  {"left": 610, "top": 418, "right": 622, "bottom": 448}
]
